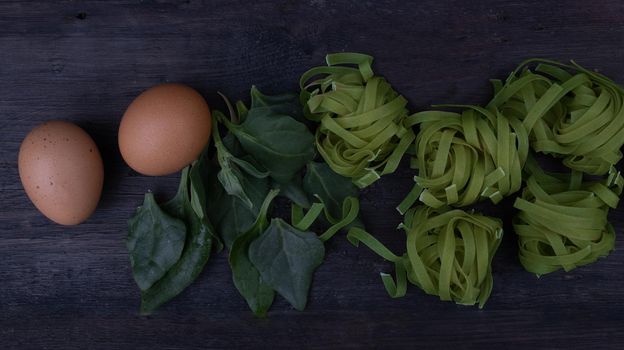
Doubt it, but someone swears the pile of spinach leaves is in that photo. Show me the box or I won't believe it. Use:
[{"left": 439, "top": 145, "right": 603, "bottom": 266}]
[
  {"left": 127, "top": 155, "right": 219, "bottom": 314},
  {"left": 127, "top": 86, "right": 363, "bottom": 316}
]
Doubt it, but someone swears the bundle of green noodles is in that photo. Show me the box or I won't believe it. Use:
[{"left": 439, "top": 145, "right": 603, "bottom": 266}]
[
  {"left": 299, "top": 53, "right": 415, "bottom": 188},
  {"left": 488, "top": 59, "right": 624, "bottom": 175},
  {"left": 398, "top": 105, "right": 529, "bottom": 212},
  {"left": 347, "top": 205, "right": 503, "bottom": 308},
  {"left": 514, "top": 159, "right": 624, "bottom": 275}
]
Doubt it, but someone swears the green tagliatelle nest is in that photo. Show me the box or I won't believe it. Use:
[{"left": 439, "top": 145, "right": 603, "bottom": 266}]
[
  {"left": 488, "top": 59, "right": 624, "bottom": 175},
  {"left": 398, "top": 105, "right": 529, "bottom": 212},
  {"left": 299, "top": 53, "right": 415, "bottom": 188},
  {"left": 348, "top": 205, "right": 503, "bottom": 308},
  {"left": 514, "top": 159, "right": 624, "bottom": 275}
]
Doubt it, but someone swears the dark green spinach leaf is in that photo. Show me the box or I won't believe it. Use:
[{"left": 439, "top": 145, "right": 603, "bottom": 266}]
[
  {"left": 189, "top": 148, "right": 210, "bottom": 218},
  {"left": 207, "top": 166, "right": 270, "bottom": 250},
  {"left": 273, "top": 175, "right": 311, "bottom": 208},
  {"left": 139, "top": 166, "right": 215, "bottom": 314},
  {"left": 204, "top": 138, "right": 270, "bottom": 251},
  {"left": 127, "top": 193, "right": 186, "bottom": 291},
  {"left": 189, "top": 151, "right": 224, "bottom": 252},
  {"left": 220, "top": 90, "right": 315, "bottom": 184},
  {"left": 229, "top": 189, "right": 279, "bottom": 317},
  {"left": 249, "top": 86, "right": 305, "bottom": 123},
  {"left": 212, "top": 113, "right": 269, "bottom": 209},
  {"left": 222, "top": 133, "right": 269, "bottom": 178},
  {"left": 249, "top": 218, "right": 325, "bottom": 311}
]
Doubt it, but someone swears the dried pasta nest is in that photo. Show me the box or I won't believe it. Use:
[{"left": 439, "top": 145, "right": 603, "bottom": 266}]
[
  {"left": 398, "top": 105, "right": 529, "bottom": 212},
  {"left": 488, "top": 59, "right": 624, "bottom": 175},
  {"left": 514, "top": 160, "right": 624, "bottom": 275},
  {"left": 348, "top": 205, "right": 503, "bottom": 308},
  {"left": 300, "top": 53, "right": 415, "bottom": 188}
]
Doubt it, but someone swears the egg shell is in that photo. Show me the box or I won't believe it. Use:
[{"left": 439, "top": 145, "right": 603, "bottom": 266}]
[
  {"left": 18, "top": 120, "right": 104, "bottom": 225},
  {"left": 118, "top": 83, "right": 212, "bottom": 176}
]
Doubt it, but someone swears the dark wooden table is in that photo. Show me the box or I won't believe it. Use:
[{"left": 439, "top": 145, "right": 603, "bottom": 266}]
[{"left": 1, "top": 1, "right": 623, "bottom": 349}]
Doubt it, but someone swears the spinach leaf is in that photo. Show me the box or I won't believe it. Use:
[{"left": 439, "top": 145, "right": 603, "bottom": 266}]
[
  {"left": 204, "top": 139, "right": 270, "bottom": 251},
  {"left": 207, "top": 166, "right": 270, "bottom": 250},
  {"left": 222, "top": 132, "right": 269, "bottom": 179},
  {"left": 189, "top": 148, "right": 210, "bottom": 219},
  {"left": 229, "top": 189, "right": 279, "bottom": 317},
  {"left": 303, "top": 162, "right": 361, "bottom": 224},
  {"left": 212, "top": 113, "right": 269, "bottom": 209},
  {"left": 222, "top": 130, "right": 244, "bottom": 157},
  {"left": 221, "top": 99, "right": 315, "bottom": 185},
  {"left": 127, "top": 193, "right": 186, "bottom": 291},
  {"left": 189, "top": 151, "right": 224, "bottom": 251},
  {"left": 139, "top": 166, "right": 215, "bottom": 314},
  {"left": 160, "top": 167, "right": 189, "bottom": 219},
  {"left": 249, "top": 218, "right": 325, "bottom": 311},
  {"left": 249, "top": 86, "right": 305, "bottom": 123},
  {"left": 273, "top": 175, "right": 311, "bottom": 209}
]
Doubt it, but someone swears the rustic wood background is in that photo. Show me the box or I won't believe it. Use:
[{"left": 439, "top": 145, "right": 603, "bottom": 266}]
[{"left": 1, "top": 1, "right": 623, "bottom": 349}]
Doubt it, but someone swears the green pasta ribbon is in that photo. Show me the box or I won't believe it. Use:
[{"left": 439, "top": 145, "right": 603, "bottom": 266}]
[
  {"left": 290, "top": 196, "right": 360, "bottom": 242},
  {"left": 347, "top": 206, "right": 503, "bottom": 308},
  {"left": 514, "top": 158, "right": 624, "bottom": 275},
  {"left": 300, "top": 53, "right": 415, "bottom": 188},
  {"left": 399, "top": 105, "right": 529, "bottom": 212},
  {"left": 488, "top": 59, "right": 624, "bottom": 175}
]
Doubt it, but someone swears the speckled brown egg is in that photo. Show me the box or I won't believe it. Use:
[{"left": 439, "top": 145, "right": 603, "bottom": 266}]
[
  {"left": 118, "top": 83, "right": 212, "bottom": 176},
  {"left": 18, "top": 120, "right": 104, "bottom": 225}
]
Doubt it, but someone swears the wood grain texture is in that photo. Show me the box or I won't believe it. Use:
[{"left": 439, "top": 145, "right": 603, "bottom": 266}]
[{"left": 1, "top": 0, "right": 623, "bottom": 349}]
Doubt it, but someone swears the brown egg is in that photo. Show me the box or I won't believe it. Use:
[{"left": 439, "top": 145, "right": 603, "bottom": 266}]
[
  {"left": 118, "top": 83, "right": 212, "bottom": 176},
  {"left": 18, "top": 121, "right": 104, "bottom": 225}
]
